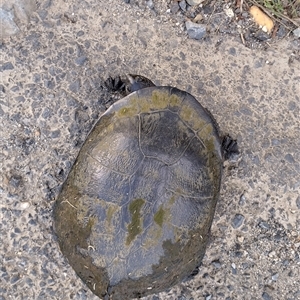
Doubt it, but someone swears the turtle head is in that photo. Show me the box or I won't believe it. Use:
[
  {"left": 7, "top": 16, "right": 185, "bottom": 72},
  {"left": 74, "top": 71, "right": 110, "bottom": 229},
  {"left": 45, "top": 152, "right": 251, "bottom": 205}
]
[
  {"left": 125, "top": 74, "right": 155, "bottom": 94},
  {"left": 104, "top": 74, "right": 155, "bottom": 97}
]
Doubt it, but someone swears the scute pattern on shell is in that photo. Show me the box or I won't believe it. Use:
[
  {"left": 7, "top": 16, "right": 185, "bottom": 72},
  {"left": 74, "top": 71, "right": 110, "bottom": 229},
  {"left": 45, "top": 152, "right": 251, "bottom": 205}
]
[{"left": 54, "top": 86, "right": 223, "bottom": 299}]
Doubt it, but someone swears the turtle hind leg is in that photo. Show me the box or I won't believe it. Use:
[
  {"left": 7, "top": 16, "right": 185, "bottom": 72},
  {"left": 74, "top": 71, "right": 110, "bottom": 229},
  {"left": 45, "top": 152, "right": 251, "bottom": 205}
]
[
  {"left": 182, "top": 266, "right": 200, "bottom": 282},
  {"left": 222, "top": 135, "right": 239, "bottom": 160}
]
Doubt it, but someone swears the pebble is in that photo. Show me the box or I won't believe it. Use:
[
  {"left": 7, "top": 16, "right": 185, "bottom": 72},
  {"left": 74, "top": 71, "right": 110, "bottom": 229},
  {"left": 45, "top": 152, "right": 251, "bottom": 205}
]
[
  {"left": 212, "top": 259, "right": 221, "bottom": 268},
  {"left": 75, "top": 56, "right": 88, "bottom": 66},
  {"left": 271, "top": 273, "right": 278, "bottom": 281},
  {"left": 239, "top": 194, "right": 246, "bottom": 205},
  {"left": 193, "top": 14, "right": 203, "bottom": 23},
  {"left": 9, "top": 175, "right": 22, "bottom": 188},
  {"left": 231, "top": 214, "right": 245, "bottom": 228},
  {"left": 18, "top": 202, "right": 30, "bottom": 210},
  {"left": 170, "top": 2, "right": 180, "bottom": 14},
  {"left": 186, "top": 0, "right": 204, "bottom": 5},
  {"left": 224, "top": 8, "right": 234, "bottom": 18},
  {"left": 254, "top": 30, "right": 270, "bottom": 41},
  {"left": 179, "top": 0, "right": 187, "bottom": 12},
  {"left": 293, "top": 27, "right": 300, "bottom": 38},
  {"left": 146, "top": 0, "right": 154, "bottom": 10},
  {"left": 259, "top": 221, "right": 270, "bottom": 230},
  {"left": 296, "top": 196, "right": 300, "bottom": 209},
  {"left": 185, "top": 21, "right": 206, "bottom": 40},
  {"left": 262, "top": 292, "right": 272, "bottom": 300},
  {"left": 285, "top": 153, "right": 295, "bottom": 163},
  {"left": 0, "top": 62, "right": 14, "bottom": 71}
]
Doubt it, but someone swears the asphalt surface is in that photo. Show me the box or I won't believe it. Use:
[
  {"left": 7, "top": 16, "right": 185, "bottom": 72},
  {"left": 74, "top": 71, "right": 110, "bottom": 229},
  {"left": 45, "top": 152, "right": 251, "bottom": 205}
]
[{"left": 1, "top": 0, "right": 299, "bottom": 299}]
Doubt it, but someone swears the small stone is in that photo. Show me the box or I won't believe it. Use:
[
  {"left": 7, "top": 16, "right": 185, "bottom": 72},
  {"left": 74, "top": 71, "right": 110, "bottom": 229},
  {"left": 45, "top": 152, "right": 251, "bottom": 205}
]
[
  {"left": 69, "top": 79, "right": 81, "bottom": 93},
  {"left": 271, "top": 273, "right": 278, "bottom": 281},
  {"left": 228, "top": 47, "right": 236, "bottom": 56},
  {"left": 0, "top": 62, "right": 14, "bottom": 71},
  {"left": 212, "top": 259, "right": 221, "bottom": 268},
  {"left": 146, "top": 0, "right": 154, "bottom": 9},
  {"left": 193, "top": 14, "right": 203, "bottom": 23},
  {"left": 9, "top": 175, "right": 22, "bottom": 188},
  {"left": 285, "top": 153, "right": 295, "bottom": 163},
  {"left": 15, "top": 96, "right": 25, "bottom": 102},
  {"left": 268, "top": 251, "right": 276, "bottom": 258},
  {"left": 259, "top": 221, "right": 269, "bottom": 230},
  {"left": 179, "top": 0, "right": 186, "bottom": 11},
  {"left": 293, "top": 27, "right": 300, "bottom": 38},
  {"left": 262, "top": 292, "right": 272, "bottom": 300},
  {"left": 282, "top": 259, "right": 289, "bottom": 266},
  {"left": 239, "top": 194, "right": 246, "bottom": 205},
  {"left": 231, "top": 263, "right": 237, "bottom": 274},
  {"left": 170, "top": 2, "right": 180, "bottom": 14},
  {"left": 237, "top": 236, "right": 244, "bottom": 243},
  {"left": 186, "top": 0, "right": 204, "bottom": 5},
  {"left": 77, "top": 30, "right": 85, "bottom": 37},
  {"left": 185, "top": 21, "right": 206, "bottom": 40},
  {"left": 254, "top": 30, "right": 270, "bottom": 41},
  {"left": 277, "top": 25, "right": 286, "bottom": 38},
  {"left": 18, "top": 202, "right": 30, "bottom": 210},
  {"left": 224, "top": 8, "right": 234, "bottom": 18},
  {"left": 75, "top": 56, "right": 88, "bottom": 66},
  {"left": 296, "top": 196, "right": 300, "bottom": 209},
  {"left": 231, "top": 214, "right": 245, "bottom": 228}
]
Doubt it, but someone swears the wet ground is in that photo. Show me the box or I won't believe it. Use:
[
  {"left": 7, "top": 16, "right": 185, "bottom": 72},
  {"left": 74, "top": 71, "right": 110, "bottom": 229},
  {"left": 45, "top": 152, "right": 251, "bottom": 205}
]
[{"left": 1, "top": 0, "right": 300, "bottom": 299}]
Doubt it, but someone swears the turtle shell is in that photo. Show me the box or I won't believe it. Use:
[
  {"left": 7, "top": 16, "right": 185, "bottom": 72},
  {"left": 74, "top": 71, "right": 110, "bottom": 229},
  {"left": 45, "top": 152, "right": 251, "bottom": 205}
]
[{"left": 54, "top": 86, "right": 223, "bottom": 299}]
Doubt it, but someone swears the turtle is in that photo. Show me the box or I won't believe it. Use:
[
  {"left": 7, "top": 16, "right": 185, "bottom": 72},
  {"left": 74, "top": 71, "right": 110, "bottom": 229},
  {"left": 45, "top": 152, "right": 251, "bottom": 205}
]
[{"left": 54, "top": 75, "right": 238, "bottom": 300}]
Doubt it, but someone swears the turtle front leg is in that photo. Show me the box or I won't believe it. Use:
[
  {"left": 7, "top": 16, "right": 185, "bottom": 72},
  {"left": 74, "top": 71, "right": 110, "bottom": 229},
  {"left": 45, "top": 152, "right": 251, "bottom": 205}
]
[
  {"left": 221, "top": 135, "right": 239, "bottom": 160},
  {"left": 104, "top": 76, "right": 126, "bottom": 94}
]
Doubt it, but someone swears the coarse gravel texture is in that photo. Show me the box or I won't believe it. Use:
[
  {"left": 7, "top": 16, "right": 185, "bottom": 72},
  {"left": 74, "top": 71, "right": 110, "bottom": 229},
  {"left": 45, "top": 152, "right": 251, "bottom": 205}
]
[{"left": 0, "top": 0, "right": 300, "bottom": 300}]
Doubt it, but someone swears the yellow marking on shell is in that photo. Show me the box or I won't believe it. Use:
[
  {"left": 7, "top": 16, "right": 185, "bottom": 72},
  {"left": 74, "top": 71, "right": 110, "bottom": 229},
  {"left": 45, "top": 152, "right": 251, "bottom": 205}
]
[
  {"left": 126, "top": 198, "right": 145, "bottom": 245},
  {"left": 143, "top": 225, "right": 163, "bottom": 249},
  {"left": 169, "top": 94, "right": 182, "bottom": 108},
  {"left": 179, "top": 104, "right": 207, "bottom": 132},
  {"left": 154, "top": 206, "right": 165, "bottom": 227},
  {"left": 116, "top": 102, "right": 139, "bottom": 118},
  {"left": 138, "top": 96, "right": 152, "bottom": 113},
  {"left": 151, "top": 91, "right": 169, "bottom": 109},
  {"left": 179, "top": 104, "right": 194, "bottom": 122},
  {"left": 168, "top": 194, "right": 176, "bottom": 205},
  {"left": 104, "top": 122, "right": 115, "bottom": 134},
  {"left": 197, "top": 124, "right": 214, "bottom": 142},
  {"left": 138, "top": 91, "right": 170, "bottom": 112},
  {"left": 106, "top": 204, "right": 118, "bottom": 225}
]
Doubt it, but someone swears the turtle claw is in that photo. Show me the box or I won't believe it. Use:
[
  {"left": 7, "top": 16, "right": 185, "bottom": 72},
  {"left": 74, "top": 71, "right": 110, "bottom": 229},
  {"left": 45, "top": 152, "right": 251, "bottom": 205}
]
[
  {"left": 104, "top": 76, "right": 126, "bottom": 93},
  {"left": 222, "top": 135, "right": 239, "bottom": 160}
]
